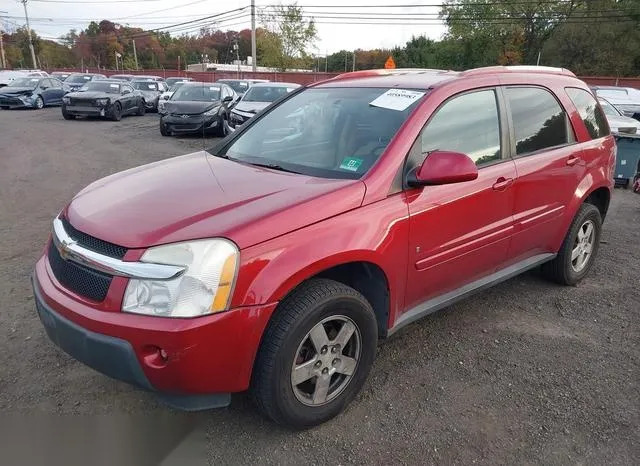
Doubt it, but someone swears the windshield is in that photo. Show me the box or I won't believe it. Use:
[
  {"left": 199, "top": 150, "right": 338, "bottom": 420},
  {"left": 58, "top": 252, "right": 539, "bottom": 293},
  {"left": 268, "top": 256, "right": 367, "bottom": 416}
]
[
  {"left": 67, "top": 75, "right": 94, "bottom": 84},
  {"left": 171, "top": 85, "right": 220, "bottom": 102},
  {"left": 132, "top": 81, "right": 159, "bottom": 91},
  {"left": 599, "top": 99, "right": 621, "bottom": 117},
  {"left": 8, "top": 77, "right": 40, "bottom": 88},
  {"left": 81, "top": 82, "right": 121, "bottom": 93},
  {"left": 221, "top": 80, "right": 249, "bottom": 94},
  {"left": 218, "top": 87, "right": 424, "bottom": 179},
  {"left": 596, "top": 89, "right": 629, "bottom": 100},
  {"left": 242, "top": 86, "right": 293, "bottom": 103},
  {"left": 168, "top": 82, "right": 187, "bottom": 93},
  {"left": 166, "top": 78, "right": 189, "bottom": 86}
]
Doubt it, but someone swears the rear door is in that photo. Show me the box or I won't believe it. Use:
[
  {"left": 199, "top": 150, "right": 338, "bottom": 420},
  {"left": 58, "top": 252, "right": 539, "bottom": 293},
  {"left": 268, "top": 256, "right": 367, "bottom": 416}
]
[
  {"left": 403, "top": 88, "right": 517, "bottom": 311},
  {"left": 502, "top": 86, "right": 580, "bottom": 264}
]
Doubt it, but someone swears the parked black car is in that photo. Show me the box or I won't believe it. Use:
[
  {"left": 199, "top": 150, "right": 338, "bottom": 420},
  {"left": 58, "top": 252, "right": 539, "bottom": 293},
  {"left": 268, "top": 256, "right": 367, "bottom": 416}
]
[
  {"left": 159, "top": 82, "right": 236, "bottom": 137},
  {"left": 50, "top": 71, "right": 71, "bottom": 81},
  {"left": 61, "top": 80, "right": 145, "bottom": 121},
  {"left": 110, "top": 74, "right": 135, "bottom": 82},
  {"left": 0, "top": 76, "right": 65, "bottom": 109},
  {"left": 62, "top": 73, "right": 107, "bottom": 93},
  {"left": 131, "top": 80, "right": 163, "bottom": 111}
]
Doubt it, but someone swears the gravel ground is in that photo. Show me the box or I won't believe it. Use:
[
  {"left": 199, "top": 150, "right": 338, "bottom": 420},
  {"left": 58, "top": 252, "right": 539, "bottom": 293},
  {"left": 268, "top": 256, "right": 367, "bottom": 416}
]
[{"left": 0, "top": 107, "right": 638, "bottom": 465}]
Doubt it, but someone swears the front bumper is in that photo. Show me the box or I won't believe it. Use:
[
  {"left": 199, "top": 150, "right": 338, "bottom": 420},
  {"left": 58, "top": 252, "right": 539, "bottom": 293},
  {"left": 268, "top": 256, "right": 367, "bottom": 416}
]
[
  {"left": 33, "top": 256, "right": 277, "bottom": 409},
  {"left": 161, "top": 114, "right": 219, "bottom": 134},
  {"left": 0, "top": 96, "right": 34, "bottom": 108},
  {"left": 63, "top": 104, "right": 109, "bottom": 117}
]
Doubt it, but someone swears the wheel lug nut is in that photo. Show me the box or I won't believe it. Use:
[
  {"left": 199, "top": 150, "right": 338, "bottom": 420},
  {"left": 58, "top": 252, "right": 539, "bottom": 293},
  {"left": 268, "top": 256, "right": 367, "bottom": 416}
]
[
  {"left": 314, "top": 361, "right": 322, "bottom": 368},
  {"left": 322, "top": 368, "right": 329, "bottom": 374},
  {"left": 331, "top": 346, "right": 337, "bottom": 353},
  {"left": 332, "top": 358, "right": 340, "bottom": 366},
  {"left": 321, "top": 346, "right": 328, "bottom": 354}
]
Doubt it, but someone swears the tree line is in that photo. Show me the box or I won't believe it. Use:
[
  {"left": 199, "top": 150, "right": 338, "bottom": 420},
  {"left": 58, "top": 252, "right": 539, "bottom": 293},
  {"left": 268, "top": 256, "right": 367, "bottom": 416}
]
[{"left": 1, "top": 1, "right": 639, "bottom": 76}]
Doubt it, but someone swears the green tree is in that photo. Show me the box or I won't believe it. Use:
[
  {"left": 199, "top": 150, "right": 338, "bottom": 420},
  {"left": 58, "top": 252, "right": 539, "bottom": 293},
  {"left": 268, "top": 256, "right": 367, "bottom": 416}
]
[{"left": 259, "top": 3, "right": 317, "bottom": 70}]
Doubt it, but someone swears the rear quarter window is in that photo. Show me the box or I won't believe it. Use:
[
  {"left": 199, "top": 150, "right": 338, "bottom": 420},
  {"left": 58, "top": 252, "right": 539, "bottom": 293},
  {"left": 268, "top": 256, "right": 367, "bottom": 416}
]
[{"left": 565, "top": 87, "right": 610, "bottom": 139}]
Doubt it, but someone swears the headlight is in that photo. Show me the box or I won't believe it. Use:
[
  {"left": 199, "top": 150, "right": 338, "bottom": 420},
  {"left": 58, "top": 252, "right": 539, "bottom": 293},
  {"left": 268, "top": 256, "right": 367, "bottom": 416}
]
[
  {"left": 122, "top": 239, "right": 238, "bottom": 318},
  {"left": 96, "top": 98, "right": 110, "bottom": 106},
  {"left": 203, "top": 106, "right": 219, "bottom": 116},
  {"left": 20, "top": 93, "right": 33, "bottom": 101}
]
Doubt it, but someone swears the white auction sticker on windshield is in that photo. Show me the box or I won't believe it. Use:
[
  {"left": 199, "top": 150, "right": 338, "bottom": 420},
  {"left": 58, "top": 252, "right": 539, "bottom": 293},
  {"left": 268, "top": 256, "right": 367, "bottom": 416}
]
[
  {"left": 369, "top": 89, "right": 425, "bottom": 111},
  {"left": 148, "top": 84, "right": 156, "bottom": 89},
  {"left": 110, "top": 84, "right": 119, "bottom": 88}
]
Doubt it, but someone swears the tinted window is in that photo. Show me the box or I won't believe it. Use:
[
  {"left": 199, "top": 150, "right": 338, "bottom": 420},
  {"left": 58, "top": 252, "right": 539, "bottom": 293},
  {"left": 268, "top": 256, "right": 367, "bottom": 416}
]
[
  {"left": 172, "top": 85, "right": 221, "bottom": 102},
  {"left": 50, "top": 79, "right": 62, "bottom": 88},
  {"left": 506, "top": 87, "right": 570, "bottom": 156},
  {"left": 420, "top": 90, "right": 502, "bottom": 166},
  {"left": 566, "top": 87, "right": 609, "bottom": 139}
]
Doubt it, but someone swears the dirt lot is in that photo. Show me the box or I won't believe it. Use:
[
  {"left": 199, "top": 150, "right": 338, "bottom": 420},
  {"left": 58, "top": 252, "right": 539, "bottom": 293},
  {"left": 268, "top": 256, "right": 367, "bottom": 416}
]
[{"left": 0, "top": 107, "right": 638, "bottom": 465}]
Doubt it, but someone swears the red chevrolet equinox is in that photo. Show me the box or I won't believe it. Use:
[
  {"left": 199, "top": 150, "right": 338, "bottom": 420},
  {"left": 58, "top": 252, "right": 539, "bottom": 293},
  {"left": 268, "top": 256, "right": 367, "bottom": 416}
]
[{"left": 33, "top": 66, "right": 615, "bottom": 428}]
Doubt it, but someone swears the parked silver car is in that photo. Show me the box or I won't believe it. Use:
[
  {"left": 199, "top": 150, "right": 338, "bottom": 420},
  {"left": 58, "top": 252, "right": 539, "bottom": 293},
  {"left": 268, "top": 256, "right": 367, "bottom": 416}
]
[
  {"left": 228, "top": 82, "right": 300, "bottom": 130},
  {"left": 598, "top": 97, "right": 640, "bottom": 135},
  {"left": 592, "top": 86, "right": 640, "bottom": 120},
  {"left": 131, "top": 80, "right": 163, "bottom": 112}
]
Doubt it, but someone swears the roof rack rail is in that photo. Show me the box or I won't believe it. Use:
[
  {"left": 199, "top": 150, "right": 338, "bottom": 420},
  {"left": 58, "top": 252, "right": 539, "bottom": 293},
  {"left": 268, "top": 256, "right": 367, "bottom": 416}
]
[
  {"left": 462, "top": 65, "right": 576, "bottom": 77},
  {"left": 331, "top": 68, "right": 452, "bottom": 81}
]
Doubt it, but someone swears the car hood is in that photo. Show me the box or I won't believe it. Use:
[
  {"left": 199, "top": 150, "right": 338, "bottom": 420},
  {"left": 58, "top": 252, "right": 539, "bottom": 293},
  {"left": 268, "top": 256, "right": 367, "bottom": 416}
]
[
  {"left": 234, "top": 101, "right": 271, "bottom": 114},
  {"left": 164, "top": 101, "right": 220, "bottom": 115},
  {"left": 64, "top": 151, "right": 365, "bottom": 250},
  {"left": 65, "top": 91, "right": 113, "bottom": 99},
  {"left": 0, "top": 87, "right": 34, "bottom": 95}
]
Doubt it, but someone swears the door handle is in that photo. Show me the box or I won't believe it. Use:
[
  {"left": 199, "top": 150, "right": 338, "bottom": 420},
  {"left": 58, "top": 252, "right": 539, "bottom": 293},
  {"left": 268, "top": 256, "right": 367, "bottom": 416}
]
[
  {"left": 492, "top": 177, "right": 514, "bottom": 191},
  {"left": 566, "top": 156, "right": 581, "bottom": 166}
]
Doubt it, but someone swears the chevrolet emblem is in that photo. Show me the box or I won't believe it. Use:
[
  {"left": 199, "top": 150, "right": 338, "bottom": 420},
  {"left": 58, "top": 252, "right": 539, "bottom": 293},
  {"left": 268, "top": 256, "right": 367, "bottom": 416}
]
[{"left": 58, "top": 237, "right": 77, "bottom": 261}]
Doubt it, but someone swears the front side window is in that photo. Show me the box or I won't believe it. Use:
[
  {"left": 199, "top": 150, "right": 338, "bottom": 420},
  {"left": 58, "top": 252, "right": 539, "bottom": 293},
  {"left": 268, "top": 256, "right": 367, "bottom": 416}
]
[
  {"left": 218, "top": 87, "right": 425, "bottom": 179},
  {"left": 566, "top": 87, "right": 609, "bottom": 139},
  {"left": 506, "top": 87, "right": 572, "bottom": 156},
  {"left": 420, "top": 89, "right": 502, "bottom": 167}
]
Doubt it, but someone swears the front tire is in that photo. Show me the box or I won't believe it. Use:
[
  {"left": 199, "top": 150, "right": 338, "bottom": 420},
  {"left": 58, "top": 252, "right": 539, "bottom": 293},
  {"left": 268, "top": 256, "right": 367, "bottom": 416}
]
[
  {"left": 61, "top": 107, "right": 75, "bottom": 120},
  {"left": 110, "top": 102, "right": 122, "bottom": 121},
  {"left": 34, "top": 96, "right": 44, "bottom": 109},
  {"left": 160, "top": 121, "right": 170, "bottom": 136},
  {"left": 251, "top": 279, "right": 378, "bottom": 429},
  {"left": 136, "top": 100, "right": 146, "bottom": 116},
  {"left": 542, "top": 203, "right": 602, "bottom": 285}
]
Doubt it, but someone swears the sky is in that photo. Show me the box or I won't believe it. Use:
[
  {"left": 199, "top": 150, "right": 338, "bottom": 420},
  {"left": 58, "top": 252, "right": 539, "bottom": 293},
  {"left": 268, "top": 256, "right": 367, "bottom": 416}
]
[{"left": 1, "top": 0, "right": 447, "bottom": 55}]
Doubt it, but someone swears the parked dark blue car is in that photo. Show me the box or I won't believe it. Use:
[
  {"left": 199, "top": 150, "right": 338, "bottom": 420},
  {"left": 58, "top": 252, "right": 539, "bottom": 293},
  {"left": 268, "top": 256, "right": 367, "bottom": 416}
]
[{"left": 0, "top": 77, "right": 66, "bottom": 109}]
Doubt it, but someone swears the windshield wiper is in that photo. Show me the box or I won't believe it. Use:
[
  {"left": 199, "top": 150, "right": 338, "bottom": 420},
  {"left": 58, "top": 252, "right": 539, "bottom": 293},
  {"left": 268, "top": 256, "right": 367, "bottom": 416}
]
[{"left": 245, "top": 161, "right": 300, "bottom": 174}]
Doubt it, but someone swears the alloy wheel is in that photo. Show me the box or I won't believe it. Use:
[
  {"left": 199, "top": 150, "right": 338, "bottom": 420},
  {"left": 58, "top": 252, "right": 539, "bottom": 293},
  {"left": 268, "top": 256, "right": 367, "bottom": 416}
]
[{"left": 571, "top": 219, "right": 595, "bottom": 272}]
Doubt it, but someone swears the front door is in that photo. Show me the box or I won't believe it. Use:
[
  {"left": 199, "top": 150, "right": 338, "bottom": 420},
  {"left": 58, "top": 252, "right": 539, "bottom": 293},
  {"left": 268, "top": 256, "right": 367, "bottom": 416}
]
[{"left": 403, "top": 88, "right": 517, "bottom": 313}]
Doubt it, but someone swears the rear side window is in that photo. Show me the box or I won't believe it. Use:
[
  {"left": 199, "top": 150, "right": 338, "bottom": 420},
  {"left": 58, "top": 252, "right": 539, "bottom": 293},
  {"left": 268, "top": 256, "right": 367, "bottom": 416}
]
[
  {"left": 505, "top": 87, "right": 572, "bottom": 156},
  {"left": 565, "top": 87, "right": 609, "bottom": 139},
  {"left": 420, "top": 89, "right": 502, "bottom": 167}
]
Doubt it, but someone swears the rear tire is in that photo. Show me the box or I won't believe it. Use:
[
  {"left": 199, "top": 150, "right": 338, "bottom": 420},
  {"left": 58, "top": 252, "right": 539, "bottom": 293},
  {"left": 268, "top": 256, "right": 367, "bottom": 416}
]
[
  {"left": 250, "top": 279, "right": 378, "bottom": 429},
  {"left": 542, "top": 203, "right": 602, "bottom": 286},
  {"left": 110, "top": 103, "right": 122, "bottom": 121}
]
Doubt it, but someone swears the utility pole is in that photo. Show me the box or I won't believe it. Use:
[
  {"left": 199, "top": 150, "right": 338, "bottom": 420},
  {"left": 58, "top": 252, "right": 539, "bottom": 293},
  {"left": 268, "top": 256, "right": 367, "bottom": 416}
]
[
  {"left": 0, "top": 11, "right": 7, "bottom": 69},
  {"left": 234, "top": 35, "right": 240, "bottom": 78},
  {"left": 352, "top": 50, "right": 356, "bottom": 72},
  {"left": 21, "top": 0, "right": 38, "bottom": 69},
  {"left": 344, "top": 51, "right": 347, "bottom": 72},
  {"left": 250, "top": 0, "right": 256, "bottom": 72},
  {"left": 132, "top": 39, "right": 139, "bottom": 70}
]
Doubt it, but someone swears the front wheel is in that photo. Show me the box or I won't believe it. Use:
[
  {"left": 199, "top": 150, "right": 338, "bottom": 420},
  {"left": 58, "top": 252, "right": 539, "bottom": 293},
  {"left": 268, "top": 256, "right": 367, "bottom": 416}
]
[
  {"left": 251, "top": 279, "right": 378, "bottom": 429},
  {"left": 61, "top": 107, "right": 75, "bottom": 120},
  {"left": 34, "top": 95, "right": 44, "bottom": 109},
  {"left": 542, "top": 203, "right": 602, "bottom": 285},
  {"left": 110, "top": 102, "right": 122, "bottom": 121},
  {"left": 136, "top": 100, "right": 146, "bottom": 116},
  {"left": 159, "top": 121, "right": 170, "bottom": 136}
]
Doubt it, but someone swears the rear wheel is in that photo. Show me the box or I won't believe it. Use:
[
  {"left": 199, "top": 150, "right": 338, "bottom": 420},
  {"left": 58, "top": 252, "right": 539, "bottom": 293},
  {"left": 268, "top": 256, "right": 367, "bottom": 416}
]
[
  {"left": 251, "top": 279, "right": 378, "bottom": 429},
  {"left": 110, "top": 102, "right": 122, "bottom": 121},
  {"left": 542, "top": 203, "right": 602, "bottom": 285}
]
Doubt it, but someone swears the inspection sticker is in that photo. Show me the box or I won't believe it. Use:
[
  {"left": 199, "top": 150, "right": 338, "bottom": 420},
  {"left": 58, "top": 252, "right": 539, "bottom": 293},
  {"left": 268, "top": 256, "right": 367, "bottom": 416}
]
[
  {"left": 339, "top": 157, "right": 363, "bottom": 172},
  {"left": 369, "top": 89, "right": 425, "bottom": 111},
  {"left": 110, "top": 84, "right": 119, "bottom": 88}
]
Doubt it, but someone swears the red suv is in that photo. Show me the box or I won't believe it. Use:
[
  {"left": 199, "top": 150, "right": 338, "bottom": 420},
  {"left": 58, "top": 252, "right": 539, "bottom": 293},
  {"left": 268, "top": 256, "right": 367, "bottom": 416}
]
[{"left": 32, "top": 66, "right": 615, "bottom": 428}]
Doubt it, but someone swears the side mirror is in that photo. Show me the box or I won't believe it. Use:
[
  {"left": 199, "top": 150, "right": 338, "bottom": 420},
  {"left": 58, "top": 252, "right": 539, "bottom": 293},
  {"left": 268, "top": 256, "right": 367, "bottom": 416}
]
[
  {"left": 222, "top": 95, "right": 234, "bottom": 103},
  {"left": 122, "top": 88, "right": 131, "bottom": 94},
  {"left": 408, "top": 150, "right": 478, "bottom": 186},
  {"left": 163, "top": 95, "right": 170, "bottom": 100}
]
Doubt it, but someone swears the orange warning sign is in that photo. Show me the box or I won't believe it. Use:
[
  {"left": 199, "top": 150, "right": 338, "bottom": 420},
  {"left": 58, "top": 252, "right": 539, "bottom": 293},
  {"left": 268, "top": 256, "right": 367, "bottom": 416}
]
[{"left": 384, "top": 56, "right": 396, "bottom": 69}]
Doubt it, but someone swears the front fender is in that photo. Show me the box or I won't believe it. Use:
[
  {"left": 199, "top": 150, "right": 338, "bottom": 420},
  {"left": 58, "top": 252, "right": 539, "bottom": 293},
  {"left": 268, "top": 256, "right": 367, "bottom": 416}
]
[{"left": 231, "top": 195, "right": 411, "bottom": 327}]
